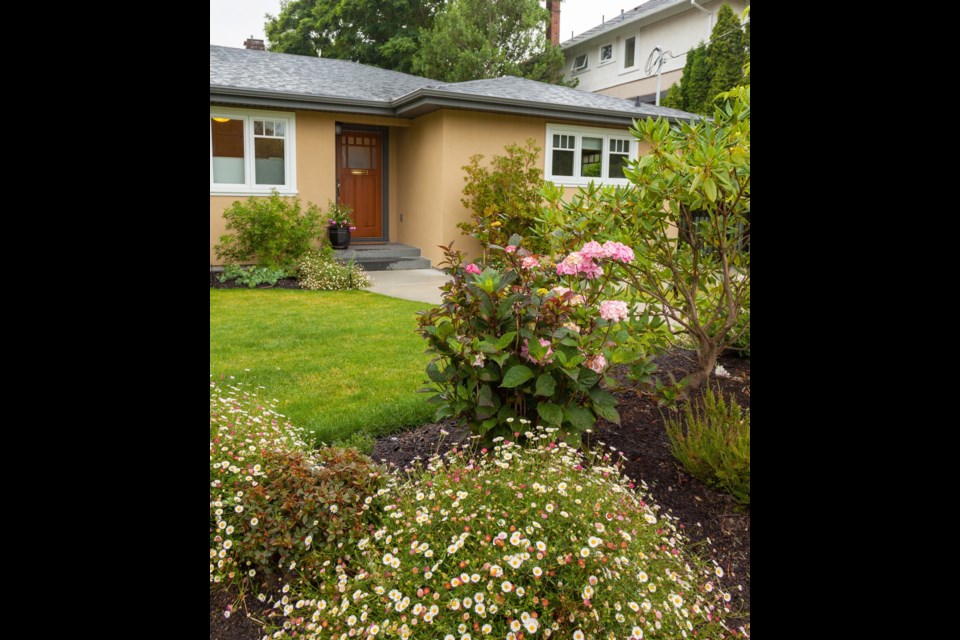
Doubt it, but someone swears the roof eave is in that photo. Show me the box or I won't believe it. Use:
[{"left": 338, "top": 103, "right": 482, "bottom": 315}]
[
  {"left": 210, "top": 85, "right": 397, "bottom": 116},
  {"left": 560, "top": 0, "right": 688, "bottom": 50},
  {"left": 393, "top": 88, "right": 690, "bottom": 125}
]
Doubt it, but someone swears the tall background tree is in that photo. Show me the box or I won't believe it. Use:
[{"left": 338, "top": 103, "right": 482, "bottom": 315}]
[
  {"left": 663, "top": 3, "right": 747, "bottom": 114},
  {"left": 265, "top": 0, "right": 445, "bottom": 74},
  {"left": 412, "top": 0, "right": 565, "bottom": 83}
]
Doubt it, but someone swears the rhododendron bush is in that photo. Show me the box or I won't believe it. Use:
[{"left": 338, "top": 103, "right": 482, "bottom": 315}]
[{"left": 416, "top": 241, "right": 671, "bottom": 447}]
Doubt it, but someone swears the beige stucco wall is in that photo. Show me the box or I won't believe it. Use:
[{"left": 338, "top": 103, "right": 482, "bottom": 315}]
[
  {"left": 212, "top": 106, "right": 656, "bottom": 268},
  {"left": 209, "top": 110, "right": 407, "bottom": 265}
]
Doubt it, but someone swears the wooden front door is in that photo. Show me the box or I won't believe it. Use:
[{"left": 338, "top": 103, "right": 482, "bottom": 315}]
[{"left": 337, "top": 130, "right": 383, "bottom": 240}]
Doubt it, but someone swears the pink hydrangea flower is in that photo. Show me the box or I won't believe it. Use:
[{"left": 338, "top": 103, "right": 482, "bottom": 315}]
[
  {"left": 598, "top": 300, "right": 629, "bottom": 323},
  {"left": 505, "top": 245, "right": 517, "bottom": 254},
  {"left": 551, "top": 286, "right": 585, "bottom": 306},
  {"left": 465, "top": 263, "right": 482, "bottom": 275},
  {"left": 556, "top": 252, "right": 603, "bottom": 278},
  {"left": 586, "top": 353, "right": 608, "bottom": 373},
  {"left": 521, "top": 256, "right": 540, "bottom": 269},
  {"left": 556, "top": 252, "right": 584, "bottom": 275},
  {"left": 520, "top": 338, "right": 554, "bottom": 365},
  {"left": 579, "top": 241, "right": 605, "bottom": 259},
  {"left": 601, "top": 241, "right": 635, "bottom": 263}
]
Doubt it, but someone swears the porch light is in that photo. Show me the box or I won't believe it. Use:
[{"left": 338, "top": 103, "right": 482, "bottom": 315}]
[{"left": 212, "top": 117, "right": 231, "bottom": 123}]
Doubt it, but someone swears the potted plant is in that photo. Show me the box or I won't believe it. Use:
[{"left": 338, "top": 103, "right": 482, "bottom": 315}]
[{"left": 326, "top": 201, "right": 356, "bottom": 249}]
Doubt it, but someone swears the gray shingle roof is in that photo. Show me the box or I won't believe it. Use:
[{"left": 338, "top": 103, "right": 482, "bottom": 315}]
[
  {"left": 210, "top": 44, "right": 698, "bottom": 122},
  {"left": 210, "top": 44, "right": 434, "bottom": 103},
  {"left": 431, "top": 76, "right": 693, "bottom": 120},
  {"left": 561, "top": 0, "right": 685, "bottom": 49}
]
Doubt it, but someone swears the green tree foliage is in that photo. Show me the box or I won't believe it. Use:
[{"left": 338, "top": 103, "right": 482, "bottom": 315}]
[
  {"left": 707, "top": 4, "right": 746, "bottom": 103},
  {"left": 412, "top": 0, "right": 566, "bottom": 83},
  {"left": 662, "top": 3, "right": 746, "bottom": 114},
  {"left": 662, "top": 43, "right": 709, "bottom": 113},
  {"left": 265, "top": 0, "right": 444, "bottom": 74}
]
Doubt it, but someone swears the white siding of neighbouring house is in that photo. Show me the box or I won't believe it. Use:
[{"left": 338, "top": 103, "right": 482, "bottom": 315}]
[{"left": 562, "top": 0, "right": 748, "bottom": 98}]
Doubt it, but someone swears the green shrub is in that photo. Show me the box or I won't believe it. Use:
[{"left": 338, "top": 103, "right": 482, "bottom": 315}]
[
  {"left": 459, "top": 138, "right": 548, "bottom": 259},
  {"left": 665, "top": 387, "right": 750, "bottom": 505},
  {"left": 275, "top": 423, "right": 743, "bottom": 640},
  {"left": 417, "top": 241, "right": 670, "bottom": 447},
  {"left": 210, "top": 380, "right": 386, "bottom": 587},
  {"left": 215, "top": 192, "right": 324, "bottom": 270},
  {"left": 218, "top": 264, "right": 289, "bottom": 288},
  {"left": 297, "top": 251, "right": 371, "bottom": 290}
]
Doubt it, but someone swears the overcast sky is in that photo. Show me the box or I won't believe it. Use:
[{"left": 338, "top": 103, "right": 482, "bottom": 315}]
[{"left": 210, "top": 0, "right": 647, "bottom": 49}]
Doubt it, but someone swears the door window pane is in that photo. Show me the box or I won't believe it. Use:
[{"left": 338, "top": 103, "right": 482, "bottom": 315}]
[
  {"left": 211, "top": 118, "right": 245, "bottom": 184},
  {"left": 348, "top": 145, "right": 371, "bottom": 169}
]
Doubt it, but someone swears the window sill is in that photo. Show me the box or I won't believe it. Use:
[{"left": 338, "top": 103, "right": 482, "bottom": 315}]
[
  {"left": 210, "top": 189, "right": 299, "bottom": 197},
  {"left": 546, "top": 177, "right": 631, "bottom": 188}
]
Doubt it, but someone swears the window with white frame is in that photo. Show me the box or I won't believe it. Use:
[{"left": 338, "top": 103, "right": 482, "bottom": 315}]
[
  {"left": 572, "top": 53, "right": 588, "bottom": 72},
  {"left": 599, "top": 43, "right": 614, "bottom": 64},
  {"left": 623, "top": 36, "right": 636, "bottom": 70},
  {"left": 545, "top": 124, "right": 638, "bottom": 186},
  {"left": 210, "top": 108, "right": 297, "bottom": 194}
]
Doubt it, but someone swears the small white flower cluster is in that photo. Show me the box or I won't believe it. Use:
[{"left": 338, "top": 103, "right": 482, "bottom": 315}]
[
  {"left": 297, "top": 252, "right": 372, "bottom": 291},
  {"left": 264, "top": 424, "right": 738, "bottom": 640}
]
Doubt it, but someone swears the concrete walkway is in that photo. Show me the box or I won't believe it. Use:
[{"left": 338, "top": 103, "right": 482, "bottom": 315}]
[{"left": 365, "top": 268, "right": 452, "bottom": 305}]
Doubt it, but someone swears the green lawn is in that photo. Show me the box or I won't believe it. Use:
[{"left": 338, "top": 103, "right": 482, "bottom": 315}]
[{"left": 210, "top": 289, "right": 436, "bottom": 446}]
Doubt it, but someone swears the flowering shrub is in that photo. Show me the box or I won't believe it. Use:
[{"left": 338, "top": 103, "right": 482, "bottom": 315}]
[
  {"left": 417, "top": 241, "right": 670, "bottom": 447},
  {"left": 326, "top": 200, "right": 356, "bottom": 229},
  {"left": 210, "top": 380, "right": 386, "bottom": 588},
  {"left": 298, "top": 251, "right": 372, "bottom": 291},
  {"left": 271, "top": 424, "right": 746, "bottom": 640}
]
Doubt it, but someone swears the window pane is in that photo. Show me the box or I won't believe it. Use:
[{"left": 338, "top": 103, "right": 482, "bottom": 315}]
[
  {"left": 600, "top": 44, "right": 612, "bottom": 62},
  {"left": 348, "top": 146, "right": 371, "bottom": 169},
  {"left": 552, "top": 149, "right": 573, "bottom": 176},
  {"left": 255, "top": 137, "right": 285, "bottom": 184},
  {"left": 625, "top": 37, "right": 635, "bottom": 68},
  {"left": 608, "top": 154, "right": 629, "bottom": 178},
  {"left": 212, "top": 118, "right": 245, "bottom": 184},
  {"left": 553, "top": 134, "right": 560, "bottom": 147},
  {"left": 253, "top": 120, "right": 263, "bottom": 135},
  {"left": 580, "top": 137, "right": 602, "bottom": 178},
  {"left": 275, "top": 122, "right": 284, "bottom": 136},
  {"left": 264, "top": 121, "right": 274, "bottom": 136}
]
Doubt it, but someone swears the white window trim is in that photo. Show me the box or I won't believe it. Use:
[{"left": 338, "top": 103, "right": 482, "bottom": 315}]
[
  {"left": 545, "top": 124, "right": 639, "bottom": 187},
  {"left": 210, "top": 107, "right": 298, "bottom": 196},
  {"left": 598, "top": 42, "right": 615, "bottom": 66},
  {"left": 622, "top": 35, "right": 639, "bottom": 73},
  {"left": 571, "top": 53, "right": 588, "bottom": 73}
]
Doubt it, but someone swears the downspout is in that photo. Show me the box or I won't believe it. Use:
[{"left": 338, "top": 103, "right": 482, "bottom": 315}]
[{"left": 690, "top": 0, "right": 713, "bottom": 38}]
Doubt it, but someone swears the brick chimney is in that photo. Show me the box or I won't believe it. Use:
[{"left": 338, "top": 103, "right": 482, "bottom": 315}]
[
  {"left": 546, "top": 1, "right": 561, "bottom": 46},
  {"left": 243, "top": 36, "right": 265, "bottom": 51}
]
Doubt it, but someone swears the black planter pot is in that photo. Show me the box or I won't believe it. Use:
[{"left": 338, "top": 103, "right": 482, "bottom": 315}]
[{"left": 329, "top": 225, "right": 351, "bottom": 249}]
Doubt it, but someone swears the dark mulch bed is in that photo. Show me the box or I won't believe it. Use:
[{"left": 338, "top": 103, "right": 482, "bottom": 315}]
[
  {"left": 210, "top": 272, "right": 302, "bottom": 289},
  {"left": 211, "top": 348, "right": 751, "bottom": 638}
]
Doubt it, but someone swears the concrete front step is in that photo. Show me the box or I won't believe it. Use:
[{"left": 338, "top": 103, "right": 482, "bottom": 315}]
[{"left": 333, "top": 243, "right": 431, "bottom": 271}]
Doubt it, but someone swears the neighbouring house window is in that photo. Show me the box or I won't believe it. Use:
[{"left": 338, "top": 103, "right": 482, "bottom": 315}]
[
  {"left": 545, "top": 124, "right": 638, "bottom": 186},
  {"left": 572, "top": 54, "right": 588, "bottom": 72},
  {"left": 600, "top": 43, "right": 613, "bottom": 64},
  {"left": 210, "top": 108, "right": 297, "bottom": 194},
  {"left": 624, "top": 37, "right": 636, "bottom": 69}
]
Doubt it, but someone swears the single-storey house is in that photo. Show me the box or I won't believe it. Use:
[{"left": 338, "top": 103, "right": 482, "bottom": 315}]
[{"left": 210, "top": 44, "right": 696, "bottom": 267}]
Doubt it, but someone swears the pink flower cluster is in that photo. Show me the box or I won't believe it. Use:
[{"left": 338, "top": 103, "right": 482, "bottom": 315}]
[
  {"left": 521, "top": 338, "right": 554, "bottom": 365},
  {"left": 585, "top": 353, "right": 608, "bottom": 373},
  {"left": 579, "top": 240, "right": 636, "bottom": 263},
  {"left": 521, "top": 256, "right": 540, "bottom": 270},
  {"left": 599, "top": 300, "right": 629, "bottom": 323},
  {"left": 556, "top": 252, "right": 604, "bottom": 279},
  {"left": 465, "top": 263, "right": 482, "bottom": 275}
]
